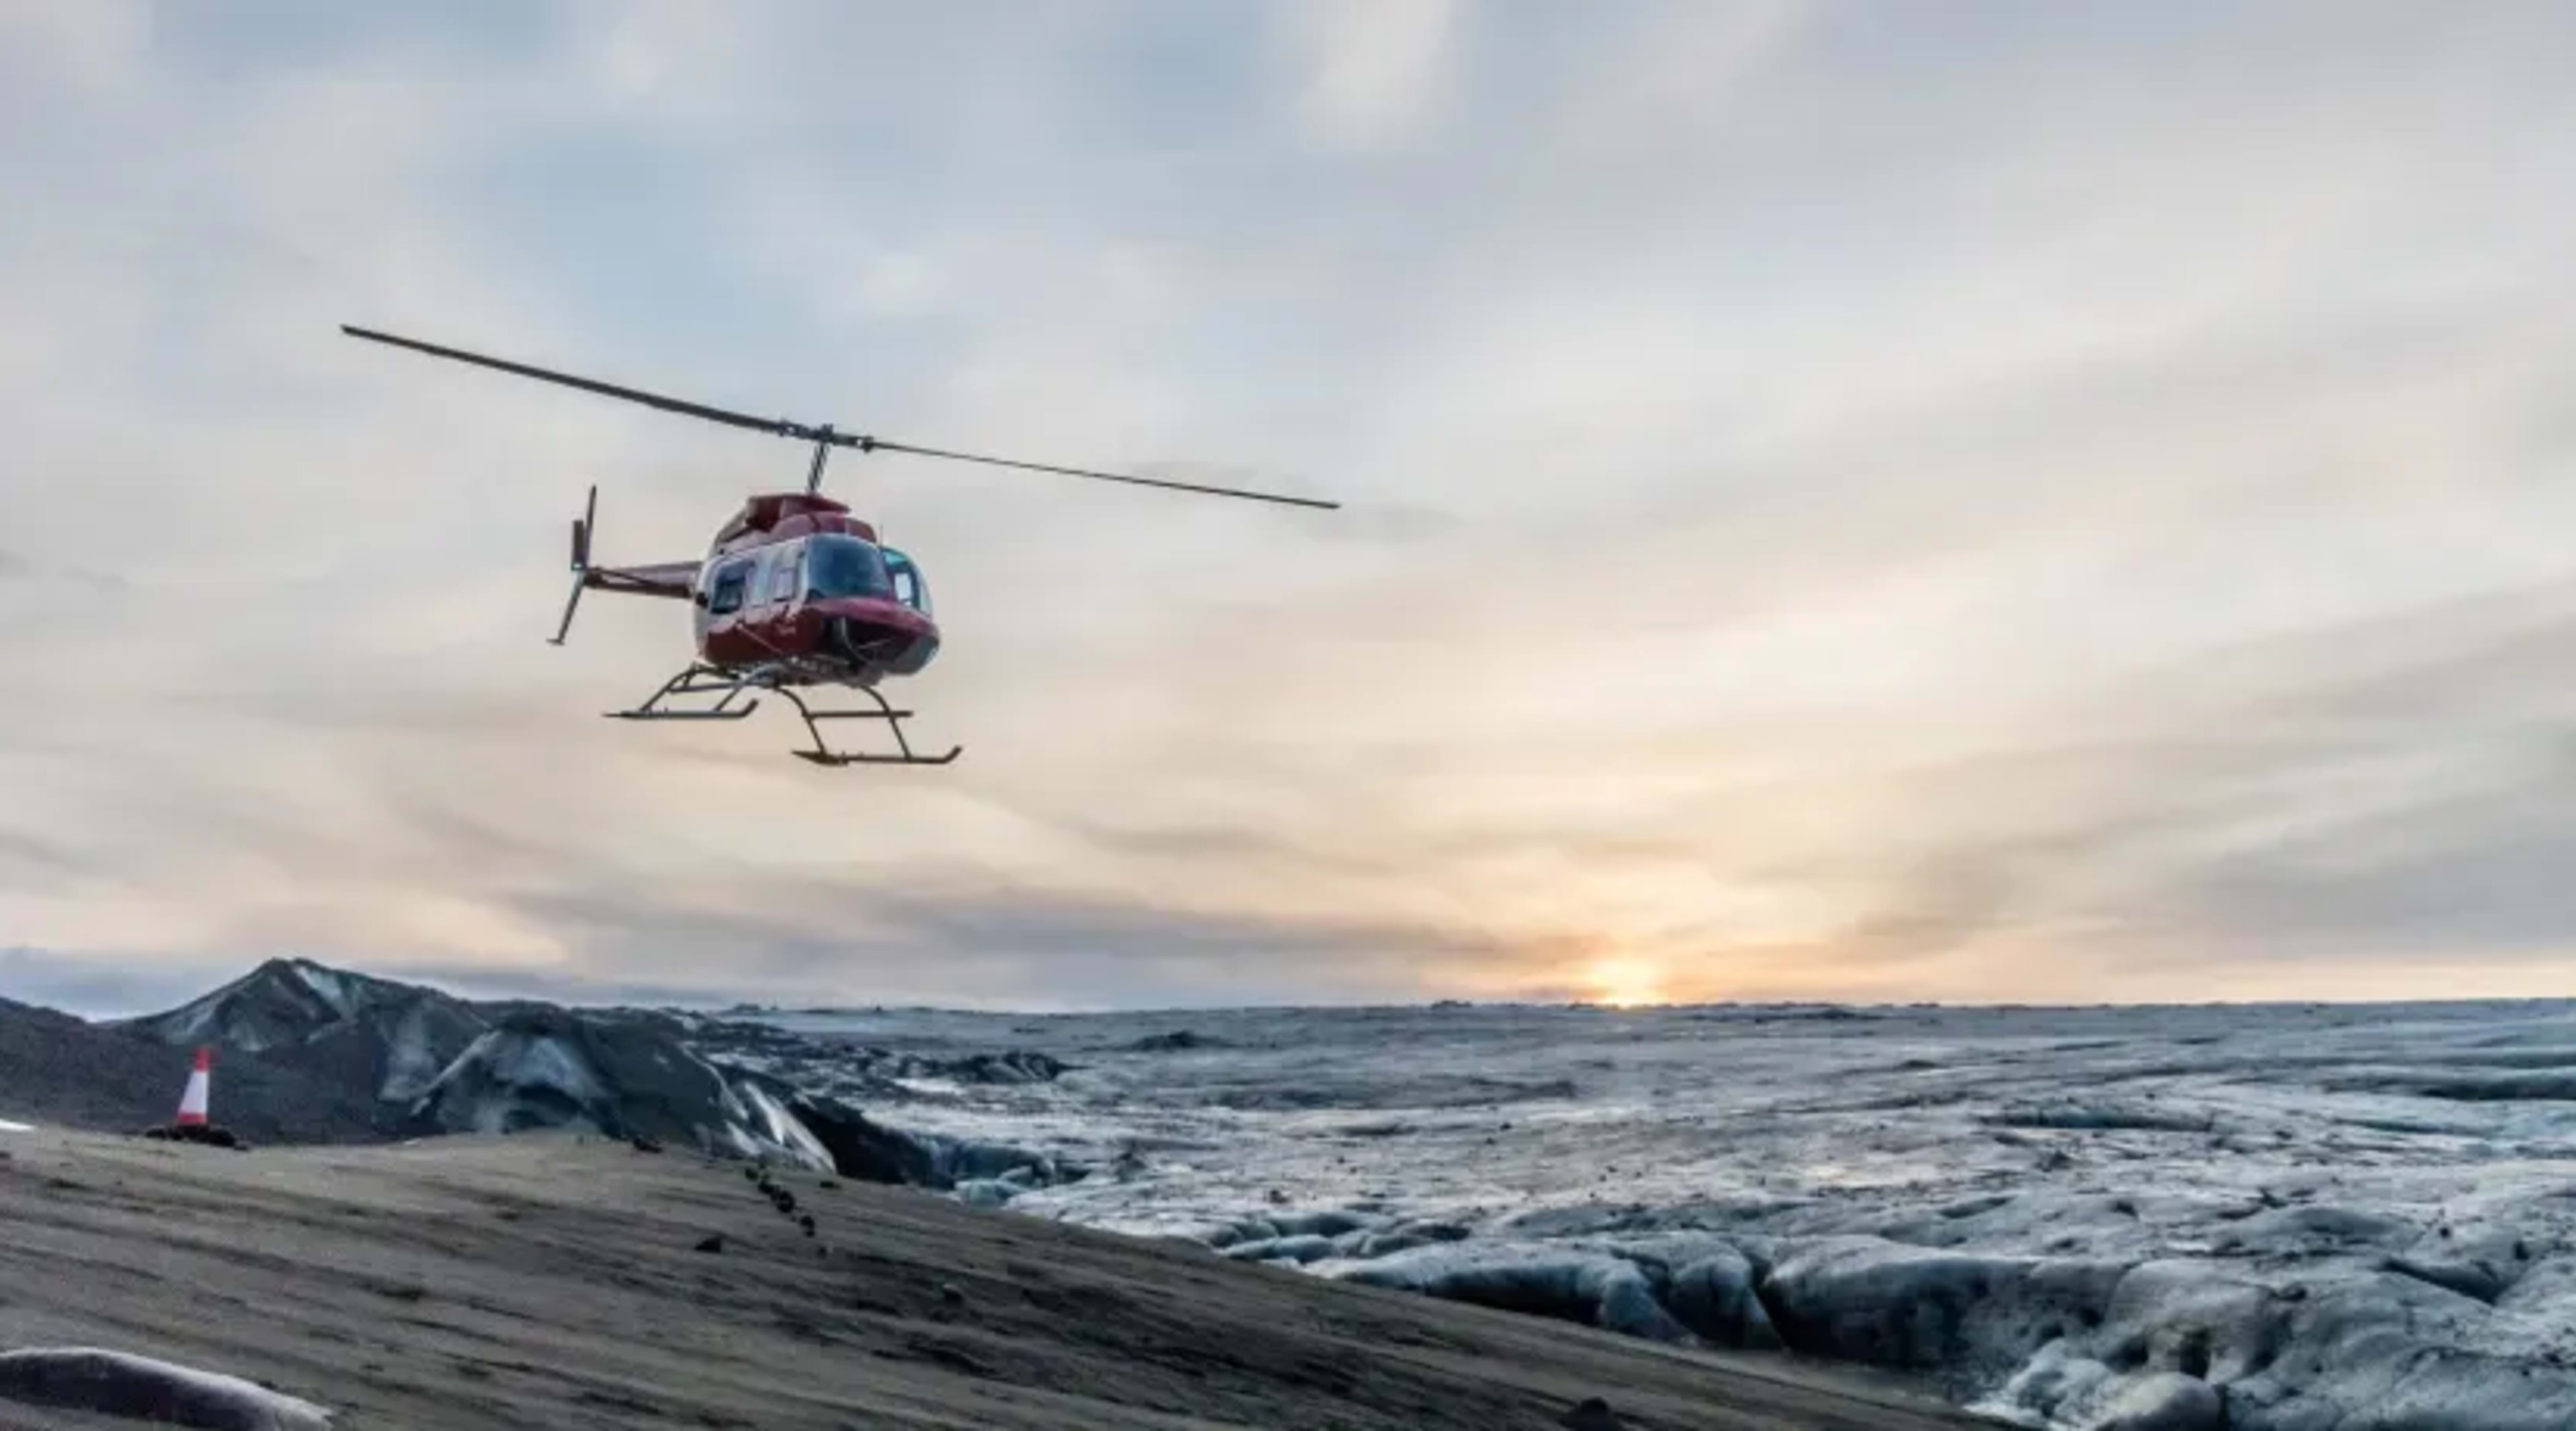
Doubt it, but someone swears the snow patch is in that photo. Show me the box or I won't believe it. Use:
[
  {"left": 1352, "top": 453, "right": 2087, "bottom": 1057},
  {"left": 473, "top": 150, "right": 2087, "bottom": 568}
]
[
  {"left": 156, "top": 989, "right": 235, "bottom": 1048},
  {"left": 288, "top": 960, "right": 358, "bottom": 1019},
  {"left": 378, "top": 1003, "right": 455, "bottom": 1104},
  {"left": 739, "top": 1081, "right": 833, "bottom": 1168},
  {"left": 502, "top": 1033, "right": 607, "bottom": 1104}
]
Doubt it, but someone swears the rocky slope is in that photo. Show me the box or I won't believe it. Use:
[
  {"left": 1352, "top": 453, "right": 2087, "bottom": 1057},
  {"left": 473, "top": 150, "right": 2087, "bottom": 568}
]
[
  {"left": 117, "top": 956, "right": 488, "bottom": 1106},
  {"left": 409, "top": 1006, "right": 836, "bottom": 1166}
]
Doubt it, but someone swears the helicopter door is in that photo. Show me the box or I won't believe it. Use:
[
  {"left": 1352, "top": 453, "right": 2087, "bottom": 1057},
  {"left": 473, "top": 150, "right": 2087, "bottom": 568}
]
[
  {"left": 749, "top": 545, "right": 802, "bottom": 651},
  {"left": 767, "top": 543, "right": 805, "bottom": 608}
]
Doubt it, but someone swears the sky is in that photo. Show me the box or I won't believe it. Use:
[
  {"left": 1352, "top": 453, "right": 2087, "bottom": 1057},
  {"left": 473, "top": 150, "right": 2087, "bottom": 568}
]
[{"left": 3, "top": 1, "right": 2574, "bottom": 1015}]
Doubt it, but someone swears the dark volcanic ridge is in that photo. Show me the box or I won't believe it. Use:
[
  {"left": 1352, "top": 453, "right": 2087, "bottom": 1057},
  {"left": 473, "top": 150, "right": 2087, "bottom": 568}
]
[{"left": 3, "top": 957, "right": 1071, "bottom": 1194}]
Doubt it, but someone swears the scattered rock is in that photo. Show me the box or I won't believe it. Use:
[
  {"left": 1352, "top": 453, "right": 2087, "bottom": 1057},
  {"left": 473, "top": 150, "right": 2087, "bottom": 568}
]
[
  {"left": 1559, "top": 1395, "right": 1625, "bottom": 1431},
  {"left": 692, "top": 1234, "right": 724, "bottom": 1254},
  {"left": 0, "top": 1346, "right": 331, "bottom": 1431}
]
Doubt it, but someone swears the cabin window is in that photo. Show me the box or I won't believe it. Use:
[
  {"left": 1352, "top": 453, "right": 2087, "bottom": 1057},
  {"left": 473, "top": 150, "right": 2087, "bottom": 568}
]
[
  {"left": 706, "top": 560, "right": 753, "bottom": 615},
  {"left": 769, "top": 545, "right": 802, "bottom": 604},
  {"left": 804, "top": 535, "right": 890, "bottom": 600},
  {"left": 885, "top": 549, "right": 932, "bottom": 615}
]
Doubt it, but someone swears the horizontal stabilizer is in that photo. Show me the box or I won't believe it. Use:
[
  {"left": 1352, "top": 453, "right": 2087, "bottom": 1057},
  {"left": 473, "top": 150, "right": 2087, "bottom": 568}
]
[{"left": 584, "top": 562, "right": 701, "bottom": 600}]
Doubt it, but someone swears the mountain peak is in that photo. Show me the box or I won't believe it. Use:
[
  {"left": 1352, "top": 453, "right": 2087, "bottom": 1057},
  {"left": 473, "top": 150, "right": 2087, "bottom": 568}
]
[{"left": 119, "top": 957, "right": 474, "bottom": 1057}]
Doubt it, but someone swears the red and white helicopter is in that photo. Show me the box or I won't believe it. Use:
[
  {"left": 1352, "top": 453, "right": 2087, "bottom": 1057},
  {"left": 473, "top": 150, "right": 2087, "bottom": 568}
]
[{"left": 343, "top": 325, "right": 1336, "bottom": 767}]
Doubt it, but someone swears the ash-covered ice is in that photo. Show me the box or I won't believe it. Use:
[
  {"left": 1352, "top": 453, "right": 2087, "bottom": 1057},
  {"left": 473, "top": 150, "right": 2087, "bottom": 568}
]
[{"left": 718, "top": 997, "right": 2576, "bottom": 1429}]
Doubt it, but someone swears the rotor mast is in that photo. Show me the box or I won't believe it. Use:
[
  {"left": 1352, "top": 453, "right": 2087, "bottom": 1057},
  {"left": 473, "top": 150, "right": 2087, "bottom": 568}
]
[{"left": 806, "top": 425, "right": 834, "bottom": 496}]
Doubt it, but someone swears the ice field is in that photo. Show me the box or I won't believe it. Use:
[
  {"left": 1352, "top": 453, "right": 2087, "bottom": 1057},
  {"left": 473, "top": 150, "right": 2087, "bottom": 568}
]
[{"left": 720, "top": 998, "right": 2576, "bottom": 1428}]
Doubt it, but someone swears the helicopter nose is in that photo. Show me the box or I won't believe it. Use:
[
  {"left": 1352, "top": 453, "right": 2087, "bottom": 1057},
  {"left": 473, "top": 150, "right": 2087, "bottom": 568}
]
[{"left": 829, "top": 613, "right": 916, "bottom": 666}]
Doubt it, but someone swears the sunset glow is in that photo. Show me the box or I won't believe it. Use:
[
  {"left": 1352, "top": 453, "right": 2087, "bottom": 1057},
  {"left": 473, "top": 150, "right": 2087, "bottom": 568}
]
[{"left": 3, "top": 6, "right": 2572, "bottom": 1014}]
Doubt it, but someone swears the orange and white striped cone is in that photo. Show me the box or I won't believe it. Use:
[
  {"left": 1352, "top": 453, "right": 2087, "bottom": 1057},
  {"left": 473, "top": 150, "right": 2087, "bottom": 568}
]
[{"left": 174, "top": 1047, "right": 211, "bottom": 1128}]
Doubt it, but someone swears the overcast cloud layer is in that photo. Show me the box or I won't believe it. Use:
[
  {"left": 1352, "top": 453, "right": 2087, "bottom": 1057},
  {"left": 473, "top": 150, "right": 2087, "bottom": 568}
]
[{"left": 3, "top": 3, "right": 2573, "bottom": 1014}]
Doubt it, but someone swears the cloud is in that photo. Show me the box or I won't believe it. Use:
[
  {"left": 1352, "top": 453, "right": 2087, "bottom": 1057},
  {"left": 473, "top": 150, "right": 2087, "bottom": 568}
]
[
  {"left": 0, "top": 832, "right": 89, "bottom": 881},
  {"left": 488, "top": 878, "right": 1496, "bottom": 1010},
  {"left": 1276, "top": 0, "right": 1459, "bottom": 151},
  {"left": 2, "top": 5, "right": 2574, "bottom": 1008}
]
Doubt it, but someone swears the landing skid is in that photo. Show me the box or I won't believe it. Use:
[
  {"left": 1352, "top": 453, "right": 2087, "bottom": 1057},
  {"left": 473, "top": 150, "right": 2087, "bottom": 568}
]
[
  {"left": 608, "top": 664, "right": 961, "bottom": 767},
  {"left": 608, "top": 665, "right": 765, "bottom": 722},
  {"left": 777, "top": 685, "right": 963, "bottom": 767}
]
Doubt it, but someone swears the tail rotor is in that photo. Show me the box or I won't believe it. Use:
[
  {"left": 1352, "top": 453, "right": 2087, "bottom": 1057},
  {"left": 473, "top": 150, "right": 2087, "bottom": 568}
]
[{"left": 550, "top": 484, "right": 598, "bottom": 646}]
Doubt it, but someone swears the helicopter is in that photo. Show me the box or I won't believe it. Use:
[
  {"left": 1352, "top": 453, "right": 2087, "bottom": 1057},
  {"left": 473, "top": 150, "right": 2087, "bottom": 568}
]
[{"left": 341, "top": 325, "right": 1337, "bottom": 767}]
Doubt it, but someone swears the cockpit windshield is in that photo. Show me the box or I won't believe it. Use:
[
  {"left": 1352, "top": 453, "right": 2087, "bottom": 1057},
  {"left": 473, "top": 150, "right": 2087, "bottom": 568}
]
[{"left": 804, "top": 535, "right": 891, "bottom": 600}]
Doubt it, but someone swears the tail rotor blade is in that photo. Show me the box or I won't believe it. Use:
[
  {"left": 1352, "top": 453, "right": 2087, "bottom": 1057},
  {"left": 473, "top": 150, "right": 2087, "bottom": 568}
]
[
  {"left": 549, "top": 573, "right": 587, "bottom": 647},
  {"left": 552, "top": 484, "right": 598, "bottom": 646}
]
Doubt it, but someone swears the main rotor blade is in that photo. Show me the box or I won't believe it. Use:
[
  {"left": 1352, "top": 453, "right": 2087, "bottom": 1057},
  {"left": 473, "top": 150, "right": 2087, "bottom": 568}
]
[
  {"left": 343, "top": 323, "right": 1340, "bottom": 510},
  {"left": 341, "top": 325, "right": 825, "bottom": 443},
  {"left": 864, "top": 439, "right": 1340, "bottom": 511}
]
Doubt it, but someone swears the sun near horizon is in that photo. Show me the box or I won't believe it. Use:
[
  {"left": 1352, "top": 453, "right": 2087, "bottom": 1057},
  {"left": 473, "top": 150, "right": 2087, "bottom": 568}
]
[{"left": 1578, "top": 955, "right": 1670, "bottom": 1010}]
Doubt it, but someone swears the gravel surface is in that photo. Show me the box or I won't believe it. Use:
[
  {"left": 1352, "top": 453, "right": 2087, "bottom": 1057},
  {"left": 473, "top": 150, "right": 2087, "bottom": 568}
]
[{"left": 0, "top": 1126, "right": 1979, "bottom": 1430}]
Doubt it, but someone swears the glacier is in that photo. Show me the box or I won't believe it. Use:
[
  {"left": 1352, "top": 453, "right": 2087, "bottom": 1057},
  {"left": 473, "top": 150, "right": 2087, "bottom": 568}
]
[{"left": 704, "top": 997, "right": 2576, "bottom": 1430}]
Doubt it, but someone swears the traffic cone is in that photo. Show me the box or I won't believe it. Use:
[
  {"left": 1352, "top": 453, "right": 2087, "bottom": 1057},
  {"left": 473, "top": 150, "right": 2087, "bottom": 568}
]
[{"left": 174, "top": 1046, "right": 211, "bottom": 1128}]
